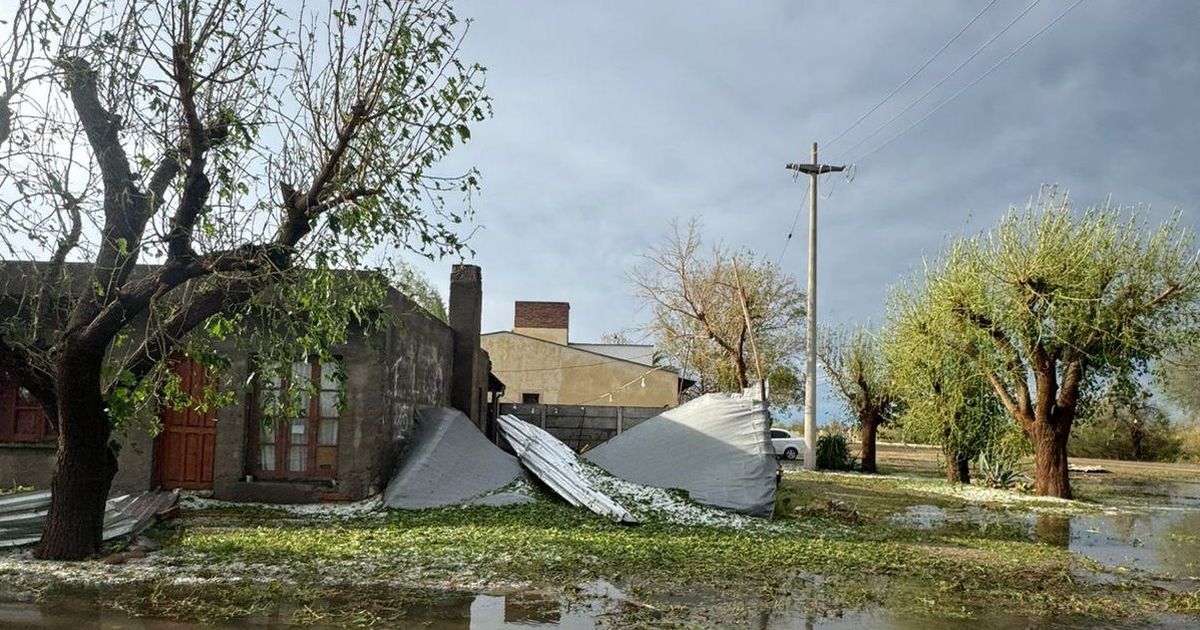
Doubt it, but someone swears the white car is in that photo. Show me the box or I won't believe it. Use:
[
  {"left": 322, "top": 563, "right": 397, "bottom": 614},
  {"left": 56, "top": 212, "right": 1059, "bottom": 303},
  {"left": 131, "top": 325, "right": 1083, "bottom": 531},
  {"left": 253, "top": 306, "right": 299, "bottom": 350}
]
[{"left": 770, "top": 428, "right": 805, "bottom": 460}]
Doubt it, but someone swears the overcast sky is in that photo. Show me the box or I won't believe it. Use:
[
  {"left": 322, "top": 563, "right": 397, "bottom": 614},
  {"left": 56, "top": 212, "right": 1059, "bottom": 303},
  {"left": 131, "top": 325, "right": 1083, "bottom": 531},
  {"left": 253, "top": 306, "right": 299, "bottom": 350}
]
[{"left": 412, "top": 0, "right": 1200, "bottom": 354}]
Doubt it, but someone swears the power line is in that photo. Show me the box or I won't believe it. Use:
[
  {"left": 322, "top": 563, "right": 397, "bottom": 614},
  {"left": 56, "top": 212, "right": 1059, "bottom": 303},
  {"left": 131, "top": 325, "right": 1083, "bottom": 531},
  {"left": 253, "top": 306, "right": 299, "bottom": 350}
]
[
  {"left": 777, "top": 172, "right": 816, "bottom": 264},
  {"left": 851, "top": 0, "right": 1086, "bottom": 164},
  {"left": 824, "top": 0, "right": 1001, "bottom": 151},
  {"left": 833, "top": 0, "right": 1044, "bottom": 161}
]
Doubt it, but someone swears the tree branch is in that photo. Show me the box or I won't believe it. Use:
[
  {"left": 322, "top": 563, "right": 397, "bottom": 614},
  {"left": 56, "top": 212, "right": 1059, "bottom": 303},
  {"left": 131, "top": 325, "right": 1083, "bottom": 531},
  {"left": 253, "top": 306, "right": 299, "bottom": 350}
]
[{"left": 0, "top": 334, "right": 57, "bottom": 419}]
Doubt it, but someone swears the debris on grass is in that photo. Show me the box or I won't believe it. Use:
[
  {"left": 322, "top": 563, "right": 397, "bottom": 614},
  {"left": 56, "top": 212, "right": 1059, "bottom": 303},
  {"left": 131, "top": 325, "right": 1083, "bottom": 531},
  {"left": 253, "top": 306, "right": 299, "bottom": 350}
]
[{"left": 180, "top": 493, "right": 384, "bottom": 518}]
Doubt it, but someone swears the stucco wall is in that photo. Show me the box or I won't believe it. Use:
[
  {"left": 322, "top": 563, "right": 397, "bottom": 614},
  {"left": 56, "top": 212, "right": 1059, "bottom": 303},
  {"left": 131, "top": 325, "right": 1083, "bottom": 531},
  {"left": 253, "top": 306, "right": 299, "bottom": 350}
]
[
  {"left": 0, "top": 443, "right": 54, "bottom": 489},
  {"left": 481, "top": 332, "right": 679, "bottom": 407}
]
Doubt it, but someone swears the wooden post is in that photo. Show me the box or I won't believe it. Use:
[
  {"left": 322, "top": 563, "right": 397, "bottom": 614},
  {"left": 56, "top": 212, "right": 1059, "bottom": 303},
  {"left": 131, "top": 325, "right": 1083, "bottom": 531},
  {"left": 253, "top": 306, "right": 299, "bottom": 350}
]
[
  {"left": 616, "top": 406, "right": 624, "bottom": 435},
  {"left": 539, "top": 404, "right": 547, "bottom": 429},
  {"left": 731, "top": 258, "right": 766, "bottom": 403}
]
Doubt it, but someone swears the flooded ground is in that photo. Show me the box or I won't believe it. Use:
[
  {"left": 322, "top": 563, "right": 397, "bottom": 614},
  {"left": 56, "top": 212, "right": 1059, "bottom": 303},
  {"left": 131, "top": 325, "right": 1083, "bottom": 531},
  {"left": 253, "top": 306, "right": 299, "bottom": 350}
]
[
  {"left": 883, "top": 477, "right": 1200, "bottom": 578},
  {"left": 4, "top": 588, "right": 1200, "bottom": 629}
]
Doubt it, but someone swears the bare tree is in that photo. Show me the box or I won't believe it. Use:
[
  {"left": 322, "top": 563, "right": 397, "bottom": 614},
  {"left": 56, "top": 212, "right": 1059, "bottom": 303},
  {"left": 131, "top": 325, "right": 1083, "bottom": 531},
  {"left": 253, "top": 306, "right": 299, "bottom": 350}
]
[
  {"left": 0, "top": 0, "right": 488, "bottom": 559},
  {"left": 629, "top": 219, "right": 805, "bottom": 405}
]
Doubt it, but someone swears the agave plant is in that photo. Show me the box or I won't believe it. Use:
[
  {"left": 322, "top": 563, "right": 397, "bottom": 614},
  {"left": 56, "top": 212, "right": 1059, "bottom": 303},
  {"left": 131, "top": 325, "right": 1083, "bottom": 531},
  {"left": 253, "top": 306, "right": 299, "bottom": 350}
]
[{"left": 977, "top": 452, "right": 1020, "bottom": 489}]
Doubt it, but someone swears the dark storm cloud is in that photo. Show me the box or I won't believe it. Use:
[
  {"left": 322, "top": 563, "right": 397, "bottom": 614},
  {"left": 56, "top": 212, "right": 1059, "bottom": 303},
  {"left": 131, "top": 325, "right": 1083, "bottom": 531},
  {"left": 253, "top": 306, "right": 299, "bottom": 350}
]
[{"left": 413, "top": 0, "right": 1200, "bottom": 347}]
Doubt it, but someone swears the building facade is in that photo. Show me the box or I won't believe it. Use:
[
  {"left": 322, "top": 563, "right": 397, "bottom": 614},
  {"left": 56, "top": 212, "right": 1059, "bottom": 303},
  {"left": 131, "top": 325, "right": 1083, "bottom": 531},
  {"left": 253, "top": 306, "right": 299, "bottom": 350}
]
[
  {"left": 481, "top": 301, "right": 686, "bottom": 407},
  {"left": 0, "top": 264, "right": 496, "bottom": 503}
]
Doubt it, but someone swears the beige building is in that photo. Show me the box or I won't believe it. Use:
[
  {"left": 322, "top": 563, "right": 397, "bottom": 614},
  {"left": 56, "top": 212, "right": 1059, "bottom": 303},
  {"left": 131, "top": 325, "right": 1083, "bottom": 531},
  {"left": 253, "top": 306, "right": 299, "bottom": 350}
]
[{"left": 482, "top": 301, "right": 688, "bottom": 407}]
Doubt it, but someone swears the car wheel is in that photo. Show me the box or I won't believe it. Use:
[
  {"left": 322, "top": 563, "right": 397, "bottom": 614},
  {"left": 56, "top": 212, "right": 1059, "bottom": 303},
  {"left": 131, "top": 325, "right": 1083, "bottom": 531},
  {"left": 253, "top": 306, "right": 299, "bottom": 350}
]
[{"left": 783, "top": 447, "right": 799, "bottom": 460}]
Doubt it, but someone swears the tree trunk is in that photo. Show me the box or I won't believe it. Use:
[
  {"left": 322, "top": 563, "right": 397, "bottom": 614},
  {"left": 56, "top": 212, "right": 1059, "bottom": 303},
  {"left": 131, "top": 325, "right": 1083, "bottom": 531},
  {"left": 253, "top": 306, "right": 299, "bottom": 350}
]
[
  {"left": 1030, "top": 420, "right": 1071, "bottom": 499},
  {"left": 945, "top": 451, "right": 971, "bottom": 484},
  {"left": 35, "top": 347, "right": 118, "bottom": 560},
  {"left": 1131, "top": 422, "right": 1144, "bottom": 461},
  {"left": 858, "top": 413, "right": 878, "bottom": 473}
]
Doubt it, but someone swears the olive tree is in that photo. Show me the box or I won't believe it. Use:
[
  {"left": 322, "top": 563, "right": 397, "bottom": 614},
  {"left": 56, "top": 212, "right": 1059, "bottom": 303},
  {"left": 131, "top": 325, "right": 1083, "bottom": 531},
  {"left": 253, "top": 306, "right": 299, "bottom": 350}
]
[
  {"left": 629, "top": 219, "right": 806, "bottom": 405},
  {"left": 818, "top": 326, "right": 895, "bottom": 473},
  {"left": 0, "top": 0, "right": 487, "bottom": 559},
  {"left": 902, "top": 189, "right": 1200, "bottom": 497}
]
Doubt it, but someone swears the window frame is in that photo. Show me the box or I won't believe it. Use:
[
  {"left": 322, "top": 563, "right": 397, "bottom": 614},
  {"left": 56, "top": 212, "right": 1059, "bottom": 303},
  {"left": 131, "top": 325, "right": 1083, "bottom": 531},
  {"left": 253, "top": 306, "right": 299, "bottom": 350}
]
[
  {"left": 252, "top": 358, "right": 343, "bottom": 481},
  {"left": 0, "top": 376, "right": 56, "bottom": 444}
]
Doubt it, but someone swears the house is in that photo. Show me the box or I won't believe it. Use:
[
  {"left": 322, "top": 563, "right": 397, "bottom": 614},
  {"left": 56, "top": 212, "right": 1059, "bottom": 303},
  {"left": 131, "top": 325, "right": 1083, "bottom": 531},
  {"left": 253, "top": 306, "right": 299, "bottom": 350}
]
[
  {"left": 481, "top": 301, "right": 689, "bottom": 407},
  {"left": 0, "top": 264, "right": 500, "bottom": 503}
]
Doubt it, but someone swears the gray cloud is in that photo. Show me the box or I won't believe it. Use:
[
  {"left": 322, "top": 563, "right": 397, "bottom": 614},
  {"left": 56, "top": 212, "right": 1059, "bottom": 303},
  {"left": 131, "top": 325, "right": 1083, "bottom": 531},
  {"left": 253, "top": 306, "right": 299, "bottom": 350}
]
[{"left": 410, "top": 0, "right": 1200, "bottom": 361}]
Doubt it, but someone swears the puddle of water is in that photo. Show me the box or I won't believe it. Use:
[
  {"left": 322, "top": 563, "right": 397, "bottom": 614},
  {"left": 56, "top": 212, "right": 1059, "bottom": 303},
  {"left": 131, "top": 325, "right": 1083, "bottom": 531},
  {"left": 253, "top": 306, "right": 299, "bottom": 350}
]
[
  {"left": 885, "top": 478, "right": 1200, "bottom": 578},
  {"left": 3, "top": 579, "right": 1197, "bottom": 629},
  {"left": 796, "top": 609, "right": 1200, "bottom": 629}
]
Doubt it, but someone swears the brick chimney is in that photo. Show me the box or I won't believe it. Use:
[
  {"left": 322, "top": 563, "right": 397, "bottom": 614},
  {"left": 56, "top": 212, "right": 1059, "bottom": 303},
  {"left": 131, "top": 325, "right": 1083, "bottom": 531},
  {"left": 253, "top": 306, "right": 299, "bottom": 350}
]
[
  {"left": 449, "top": 264, "right": 483, "bottom": 425},
  {"left": 513, "top": 301, "right": 569, "bottom": 345}
]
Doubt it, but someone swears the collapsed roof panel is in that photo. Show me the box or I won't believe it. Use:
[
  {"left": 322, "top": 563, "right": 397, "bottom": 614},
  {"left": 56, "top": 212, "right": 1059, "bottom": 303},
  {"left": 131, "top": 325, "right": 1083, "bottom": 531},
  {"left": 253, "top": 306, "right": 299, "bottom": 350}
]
[
  {"left": 384, "top": 407, "right": 528, "bottom": 509},
  {"left": 0, "top": 489, "right": 178, "bottom": 549},
  {"left": 584, "top": 393, "right": 776, "bottom": 517},
  {"left": 496, "top": 414, "right": 637, "bottom": 524}
]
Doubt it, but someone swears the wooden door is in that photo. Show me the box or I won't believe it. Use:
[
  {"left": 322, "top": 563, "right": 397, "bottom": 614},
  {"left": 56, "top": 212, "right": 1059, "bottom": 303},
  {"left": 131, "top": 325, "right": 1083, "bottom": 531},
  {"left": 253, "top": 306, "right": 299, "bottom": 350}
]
[{"left": 155, "top": 358, "right": 217, "bottom": 489}]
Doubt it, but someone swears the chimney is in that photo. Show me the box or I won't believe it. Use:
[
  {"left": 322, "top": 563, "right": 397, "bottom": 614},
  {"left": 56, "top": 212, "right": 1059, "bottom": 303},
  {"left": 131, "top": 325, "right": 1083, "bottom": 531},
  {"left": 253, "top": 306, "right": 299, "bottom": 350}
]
[
  {"left": 449, "top": 264, "right": 483, "bottom": 425},
  {"left": 513, "top": 301, "right": 569, "bottom": 345}
]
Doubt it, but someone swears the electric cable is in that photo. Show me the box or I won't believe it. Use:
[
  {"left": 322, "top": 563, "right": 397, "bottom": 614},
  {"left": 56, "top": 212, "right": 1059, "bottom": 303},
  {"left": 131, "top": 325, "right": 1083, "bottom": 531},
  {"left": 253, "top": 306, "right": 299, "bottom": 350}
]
[{"left": 824, "top": 0, "right": 1001, "bottom": 150}]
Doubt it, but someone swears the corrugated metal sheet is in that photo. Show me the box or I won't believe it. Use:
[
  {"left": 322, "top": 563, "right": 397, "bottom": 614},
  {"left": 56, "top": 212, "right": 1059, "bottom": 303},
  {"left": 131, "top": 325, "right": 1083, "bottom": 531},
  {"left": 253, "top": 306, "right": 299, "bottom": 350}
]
[
  {"left": 0, "top": 489, "right": 179, "bottom": 549},
  {"left": 496, "top": 414, "right": 636, "bottom": 524}
]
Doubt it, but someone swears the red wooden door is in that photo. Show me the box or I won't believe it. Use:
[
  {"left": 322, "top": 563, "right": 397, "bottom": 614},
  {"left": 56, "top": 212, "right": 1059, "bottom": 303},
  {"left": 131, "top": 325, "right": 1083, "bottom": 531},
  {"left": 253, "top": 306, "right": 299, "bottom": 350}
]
[{"left": 155, "top": 359, "right": 217, "bottom": 489}]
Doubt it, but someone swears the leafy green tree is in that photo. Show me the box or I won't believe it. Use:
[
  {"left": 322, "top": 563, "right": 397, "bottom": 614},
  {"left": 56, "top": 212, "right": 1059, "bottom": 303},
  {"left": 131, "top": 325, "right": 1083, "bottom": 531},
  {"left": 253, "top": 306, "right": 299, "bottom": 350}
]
[
  {"left": 387, "top": 259, "right": 448, "bottom": 323},
  {"left": 0, "top": 0, "right": 487, "bottom": 559},
  {"left": 629, "top": 219, "right": 806, "bottom": 407},
  {"left": 1073, "top": 382, "right": 1182, "bottom": 462},
  {"left": 895, "top": 189, "right": 1200, "bottom": 497},
  {"left": 818, "top": 326, "right": 895, "bottom": 473},
  {"left": 1156, "top": 342, "right": 1200, "bottom": 420},
  {"left": 884, "top": 285, "right": 1012, "bottom": 483}
]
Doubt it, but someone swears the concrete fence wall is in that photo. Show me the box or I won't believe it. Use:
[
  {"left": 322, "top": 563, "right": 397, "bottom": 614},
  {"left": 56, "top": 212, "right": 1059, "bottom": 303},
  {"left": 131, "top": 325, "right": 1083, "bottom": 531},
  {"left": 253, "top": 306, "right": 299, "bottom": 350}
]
[{"left": 497, "top": 403, "right": 666, "bottom": 452}]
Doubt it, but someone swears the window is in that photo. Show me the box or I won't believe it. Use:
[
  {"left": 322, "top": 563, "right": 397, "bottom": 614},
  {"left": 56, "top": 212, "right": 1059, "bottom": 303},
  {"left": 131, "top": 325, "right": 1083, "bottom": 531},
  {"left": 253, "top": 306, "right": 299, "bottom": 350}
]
[
  {"left": 0, "top": 377, "right": 55, "bottom": 443},
  {"left": 770, "top": 429, "right": 789, "bottom": 439},
  {"left": 521, "top": 392, "right": 540, "bottom": 405},
  {"left": 256, "top": 359, "right": 341, "bottom": 479}
]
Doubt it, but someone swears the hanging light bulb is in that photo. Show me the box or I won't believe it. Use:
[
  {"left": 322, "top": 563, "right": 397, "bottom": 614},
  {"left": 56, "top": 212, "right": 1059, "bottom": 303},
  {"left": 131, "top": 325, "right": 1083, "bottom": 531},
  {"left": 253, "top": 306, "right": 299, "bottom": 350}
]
[{"left": 640, "top": 377, "right": 646, "bottom": 388}]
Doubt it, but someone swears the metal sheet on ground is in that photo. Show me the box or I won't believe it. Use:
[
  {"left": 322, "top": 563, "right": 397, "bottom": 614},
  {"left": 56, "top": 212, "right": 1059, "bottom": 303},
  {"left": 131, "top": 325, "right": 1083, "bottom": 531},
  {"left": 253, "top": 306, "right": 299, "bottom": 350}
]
[
  {"left": 0, "top": 489, "right": 179, "bottom": 549},
  {"left": 383, "top": 408, "right": 529, "bottom": 509},
  {"left": 496, "top": 414, "right": 636, "bottom": 525},
  {"left": 584, "top": 392, "right": 776, "bottom": 517}
]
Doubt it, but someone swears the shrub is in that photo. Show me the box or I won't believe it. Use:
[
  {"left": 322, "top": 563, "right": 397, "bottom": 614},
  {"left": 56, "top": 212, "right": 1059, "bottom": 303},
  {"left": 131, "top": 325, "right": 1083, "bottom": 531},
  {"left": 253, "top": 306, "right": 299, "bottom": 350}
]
[
  {"left": 1069, "top": 412, "right": 1183, "bottom": 462},
  {"left": 1179, "top": 426, "right": 1200, "bottom": 463},
  {"left": 816, "top": 433, "right": 856, "bottom": 471}
]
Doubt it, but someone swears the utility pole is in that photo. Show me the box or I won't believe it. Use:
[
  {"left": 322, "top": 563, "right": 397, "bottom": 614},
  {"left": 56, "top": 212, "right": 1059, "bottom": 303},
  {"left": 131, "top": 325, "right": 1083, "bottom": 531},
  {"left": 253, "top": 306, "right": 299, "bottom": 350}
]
[{"left": 786, "top": 142, "right": 844, "bottom": 470}]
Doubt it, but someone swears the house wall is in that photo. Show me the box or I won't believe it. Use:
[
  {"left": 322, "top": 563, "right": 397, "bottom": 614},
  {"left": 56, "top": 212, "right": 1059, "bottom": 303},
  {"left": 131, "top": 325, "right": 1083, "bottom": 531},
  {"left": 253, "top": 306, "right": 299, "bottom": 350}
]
[
  {"left": 481, "top": 332, "right": 679, "bottom": 407},
  {"left": 217, "top": 289, "right": 456, "bottom": 503},
  {"left": 0, "top": 286, "right": 460, "bottom": 504},
  {"left": 0, "top": 443, "right": 55, "bottom": 490}
]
